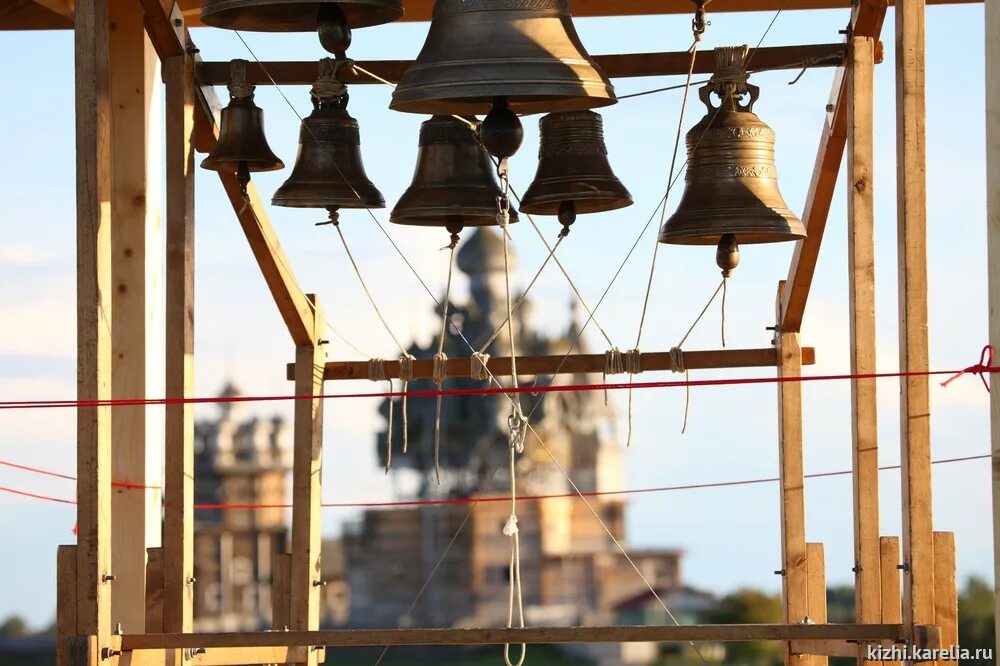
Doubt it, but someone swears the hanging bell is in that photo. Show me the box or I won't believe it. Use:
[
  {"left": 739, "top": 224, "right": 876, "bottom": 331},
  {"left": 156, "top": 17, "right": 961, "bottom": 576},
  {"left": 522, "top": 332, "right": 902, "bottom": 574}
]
[
  {"left": 520, "top": 110, "right": 632, "bottom": 229},
  {"left": 659, "top": 46, "right": 806, "bottom": 255},
  {"left": 391, "top": 115, "right": 518, "bottom": 235},
  {"left": 389, "top": 0, "right": 615, "bottom": 116},
  {"left": 200, "top": 0, "right": 403, "bottom": 33},
  {"left": 272, "top": 60, "right": 384, "bottom": 217},
  {"left": 201, "top": 60, "right": 283, "bottom": 199}
]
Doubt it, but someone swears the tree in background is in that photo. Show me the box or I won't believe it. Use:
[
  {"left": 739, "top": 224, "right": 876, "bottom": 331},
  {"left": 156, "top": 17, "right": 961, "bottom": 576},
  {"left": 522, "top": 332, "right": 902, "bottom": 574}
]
[
  {"left": 957, "top": 576, "right": 995, "bottom": 661},
  {"left": 704, "top": 589, "right": 784, "bottom": 666},
  {"left": 0, "top": 616, "right": 29, "bottom": 638}
]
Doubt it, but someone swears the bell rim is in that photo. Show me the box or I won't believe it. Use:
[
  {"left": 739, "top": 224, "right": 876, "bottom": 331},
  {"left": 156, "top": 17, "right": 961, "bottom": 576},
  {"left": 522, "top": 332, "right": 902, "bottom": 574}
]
[
  {"left": 390, "top": 204, "right": 519, "bottom": 224},
  {"left": 200, "top": 0, "right": 404, "bottom": 30},
  {"left": 271, "top": 182, "right": 385, "bottom": 209},
  {"left": 519, "top": 193, "right": 633, "bottom": 216},
  {"left": 390, "top": 213, "right": 520, "bottom": 228},
  {"left": 657, "top": 218, "right": 807, "bottom": 246},
  {"left": 200, "top": 156, "right": 284, "bottom": 172},
  {"left": 390, "top": 78, "right": 616, "bottom": 116}
]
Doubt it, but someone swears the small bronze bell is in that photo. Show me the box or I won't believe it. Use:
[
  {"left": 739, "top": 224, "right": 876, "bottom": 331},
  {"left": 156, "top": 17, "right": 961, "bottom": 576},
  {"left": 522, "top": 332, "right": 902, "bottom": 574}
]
[
  {"left": 201, "top": 60, "right": 283, "bottom": 199},
  {"left": 390, "top": 0, "right": 615, "bottom": 117},
  {"left": 659, "top": 46, "right": 805, "bottom": 271},
  {"left": 391, "top": 115, "right": 518, "bottom": 235},
  {"left": 520, "top": 110, "right": 632, "bottom": 228},
  {"left": 272, "top": 60, "right": 384, "bottom": 217},
  {"left": 200, "top": 0, "right": 403, "bottom": 33}
]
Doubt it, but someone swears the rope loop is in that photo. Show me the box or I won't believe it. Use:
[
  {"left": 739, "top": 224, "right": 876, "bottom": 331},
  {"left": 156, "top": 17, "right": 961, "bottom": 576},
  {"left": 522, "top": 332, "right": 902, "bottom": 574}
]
[
  {"left": 432, "top": 352, "right": 449, "bottom": 384},
  {"left": 398, "top": 354, "right": 416, "bottom": 382},
  {"left": 508, "top": 409, "right": 528, "bottom": 454},
  {"left": 398, "top": 353, "right": 416, "bottom": 454},
  {"left": 941, "top": 344, "right": 995, "bottom": 392},
  {"left": 604, "top": 347, "right": 625, "bottom": 375},
  {"left": 624, "top": 348, "right": 643, "bottom": 375},
  {"left": 669, "top": 347, "right": 686, "bottom": 373},
  {"left": 471, "top": 352, "right": 492, "bottom": 381}
]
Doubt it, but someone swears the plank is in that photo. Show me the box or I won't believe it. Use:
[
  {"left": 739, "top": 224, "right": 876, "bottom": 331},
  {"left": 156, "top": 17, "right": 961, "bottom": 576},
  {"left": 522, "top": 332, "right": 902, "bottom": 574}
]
[
  {"left": 846, "top": 35, "right": 883, "bottom": 666},
  {"left": 195, "top": 43, "right": 850, "bottom": 86},
  {"left": 880, "top": 536, "right": 903, "bottom": 666},
  {"left": 775, "top": 283, "right": 811, "bottom": 666},
  {"left": 109, "top": 0, "right": 157, "bottom": 632},
  {"left": 895, "top": 0, "right": 935, "bottom": 642},
  {"left": 804, "top": 543, "right": 829, "bottom": 665},
  {"left": 57, "top": 545, "right": 77, "bottom": 666},
  {"left": 986, "top": 0, "right": 1000, "bottom": 658},
  {"left": 932, "top": 532, "right": 957, "bottom": 658},
  {"left": 145, "top": 547, "right": 164, "bottom": 634},
  {"left": 289, "top": 295, "right": 326, "bottom": 666},
  {"left": 163, "top": 47, "right": 196, "bottom": 636},
  {"left": 272, "top": 552, "right": 291, "bottom": 630},
  {"left": 121, "top": 623, "right": 914, "bottom": 650},
  {"left": 781, "top": 1, "right": 889, "bottom": 332},
  {"left": 123, "top": 646, "right": 318, "bottom": 665},
  {"left": 173, "top": 0, "right": 977, "bottom": 27},
  {"left": 288, "top": 347, "right": 817, "bottom": 382},
  {"left": 74, "top": 0, "right": 113, "bottom": 647}
]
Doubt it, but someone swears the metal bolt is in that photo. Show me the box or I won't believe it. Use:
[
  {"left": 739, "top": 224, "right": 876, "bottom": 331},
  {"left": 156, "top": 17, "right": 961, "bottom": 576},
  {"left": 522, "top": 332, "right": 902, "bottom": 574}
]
[
  {"left": 113, "top": 623, "right": 123, "bottom": 636},
  {"left": 173, "top": 17, "right": 182, "bottom": 26},
  {"left": 184, "top": 647, "right": 207, "bottom": 659},
  {"left": 897, "top": 562, "right": 910, "bottom": 572},
  {"left": 101, "top": 647, "right": 121, "bottom": 660},
  {"left": 313, "top": 579, "right": 327, "bottom": 587},
  {"left": 852, "top": 564, "right": 862, "bottom": 573},
  {"left": 318, "top": 339, "right": 330, "bottom": 346},
  {"left": 774, "top": 569, "right": 786, "bottom": 576},
  {"left": 187, "top": 576, "right": 197, "bottom": 585},
  {"left": 102, "top": 573, "right": 116, "bottom": 583},
  {"left": 826, "top": 104, "right": 835, "bottom": 113}
]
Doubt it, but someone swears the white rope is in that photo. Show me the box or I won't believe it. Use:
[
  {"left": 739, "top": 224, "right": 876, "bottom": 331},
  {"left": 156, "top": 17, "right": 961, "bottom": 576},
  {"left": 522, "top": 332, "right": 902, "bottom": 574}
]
[
  {"left": 624, "top": 348, "right": 642, "bottom": 446},
  {"left": 431, "top": 241, "right": 457, "bottom": 487},
  {"left": 603, "top": 347, "right": 624, "bottom": 407},
  {"left": 503, "top": 405, "right": 526, "bottom": 666},
  {"left": 471, "top": 352, "right": 491, "bottom": 381},
  {"left": 398, "top": 353, "right": 415, "bottom": 454},
  {"left": 368, "top": 358, "right": 394, "bottom": 472}
]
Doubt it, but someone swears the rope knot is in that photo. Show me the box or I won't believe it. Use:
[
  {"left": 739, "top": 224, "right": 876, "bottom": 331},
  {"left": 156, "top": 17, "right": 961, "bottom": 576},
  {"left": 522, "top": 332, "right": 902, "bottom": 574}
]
[
  {"left": 624, "top": 348, "right": 643, "bottom": 375},
  {"left": 398, "top": 353, "right": 416, "bottom": 382},
  {"left": 432, "top": 352, "right": 448, "bottom": 384},
  {"left": 502, "top": 514, "right": 519, "bottom": 537},
  {"left": 311, "top": 57, "right": 348, "bottom": 103},
  {"left": 508, "top": 408, "right": 528, "bottom": 454},
  {"left": 227, "top": 59, "right": 254, "bottom": 100},
  {"left": 367, "top": 357, "right": 387, "bottom": 382},
  {"left": 941, "top": 345, "right": 994, "bottom": 392},
  {"left": 604, "top": 347, "right": 625, "bottom": 375},
  {"left": 471, "top": 352, "right": 491, "bottom": 381},
  {"left": 669, "top": 347, "right": 686, "bottom": 373}
]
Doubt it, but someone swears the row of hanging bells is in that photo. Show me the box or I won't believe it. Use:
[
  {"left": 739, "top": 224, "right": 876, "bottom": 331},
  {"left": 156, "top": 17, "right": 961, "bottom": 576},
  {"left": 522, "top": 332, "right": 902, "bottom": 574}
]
[{"left": 200, "top": 1, "right": 805, "bottom": 265}]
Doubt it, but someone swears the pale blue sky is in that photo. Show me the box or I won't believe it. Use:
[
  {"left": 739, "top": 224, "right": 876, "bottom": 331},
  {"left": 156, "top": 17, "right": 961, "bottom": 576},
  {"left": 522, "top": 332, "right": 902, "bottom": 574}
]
[{"left": 0, "top": 3, "right": 993, "bottom": 628}]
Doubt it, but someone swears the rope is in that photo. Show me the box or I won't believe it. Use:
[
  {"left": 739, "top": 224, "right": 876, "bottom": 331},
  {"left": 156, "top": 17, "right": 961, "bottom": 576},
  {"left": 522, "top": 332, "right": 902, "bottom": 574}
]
[
  {"left": 624, "top": 348, "right": 642, "bottom": 446},
  {"left": 399, "top": 353, "right": 416, "bottom": 453},
  {"left": 471, "top": 352, "right": 492, "bottom": 381},
  {"left": 311, "top": 57, "right": 347, "bottom": 103},
  {"left": 227, "top": 58, "right": 254, "bottom": 100},
  {"left": 369, "top": 358, "right": 394, "bottom": 472},
  {"left": 503, "top": 438, "right": 526, "bottom": 666},
  {"left": 432, "top": 243, "right": 457, "bottom": 486}
]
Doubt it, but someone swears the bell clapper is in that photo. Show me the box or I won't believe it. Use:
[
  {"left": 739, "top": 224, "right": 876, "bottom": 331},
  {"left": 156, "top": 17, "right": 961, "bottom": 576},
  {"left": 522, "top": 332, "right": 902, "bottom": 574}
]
[
  {"left": 317, "top": 3, "right": 352, "bottom": 57},
  {"left": 236, "top": 161, "right": 251, "bottom": 202},
  {"left": 316, "top": 207, "right": 341, "bottom": 227},
  {"left": 444, "top": 218, "right": 463, "bottom": 250},
  {"left": 480, "top": 96, "right": 524, "bottom": 160},
  {"left": 716, "top": 232, "right": 740, "bottom": 278},
  {"left": 557, "top": 200, "right": 577, "bottom": 237}
]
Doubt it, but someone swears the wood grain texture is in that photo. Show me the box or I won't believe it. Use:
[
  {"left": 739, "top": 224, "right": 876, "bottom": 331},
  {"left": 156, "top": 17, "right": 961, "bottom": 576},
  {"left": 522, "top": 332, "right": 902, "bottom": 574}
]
[
  {"left": 144, "top": 547, "right": 164, "bottom": 633},
  {"left": 895, "top": 0, "right": 935, "bottom": 641},
  {"left": 847, "top": 36, "right": 883, "bottom": 666},
  {"left": 880, "top": 536, "right": 903, "bottom": 666},
  {"left": 806, "top": 543, "right": 829, "bottom": 666},
  {"left": 74, "top": 0, "right": 113, "bottom": 646},
  {"left": 56, "top": 545, "right": 77, "bottom": 666},
  {"left": 933, "top": 532, "right": 958, "bottom": 659},
  {"left": 986, "top": 0, "right": 1000, "bottom": 658},
  {"left": 163, "top": 49, "right": 197, "bottom": 636}
]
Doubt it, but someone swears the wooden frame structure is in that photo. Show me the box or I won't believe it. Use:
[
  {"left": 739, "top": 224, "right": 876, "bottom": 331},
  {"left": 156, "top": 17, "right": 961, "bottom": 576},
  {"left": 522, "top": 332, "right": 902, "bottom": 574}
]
[{"left": 3, "top": 0, "right": 988, "bottom": 662}]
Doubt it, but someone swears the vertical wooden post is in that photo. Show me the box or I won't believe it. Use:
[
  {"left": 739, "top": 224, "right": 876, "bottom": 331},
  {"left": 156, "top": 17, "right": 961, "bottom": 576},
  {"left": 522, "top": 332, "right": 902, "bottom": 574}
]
[
  {"left": 75, "top": 0, "right": 114, "bottom": 650},
  {"left": 290, "top": 296, "right": 325, "bottom": 664},
  {"left": 109, "top": 0, "right": 157, "bottom": 632},
  {"left": 880, "top": 536, "right": 902, "bottom": 666},
  {"left": 775, "top": 282, "right": 812, "bottom": 666},
  {"left": 145, "top": 546, "right": 164, "bottom": 633},
  {"left": 985, "top": 0, "right": 1000, "bottom": 657},
  {"left": 805, "top": 543, "right": 828, "bottom": 666},
  {"left": 163, "top": 43, "right": 197, "bottom": 637},
  {"left": 895, "top": 0, "right": 935, "bottom": 645},
  {"left": 847, "top": 34, "right": 882, "bottom": 665},
  {"left": 57, "top": 546, "right": 78, "bottom": 666},
  {"left": 273, "top": 552, "right": 292, "bottom": 631},
  {"left": 932, "top": 532, "right": 957, "bottom": 657}
]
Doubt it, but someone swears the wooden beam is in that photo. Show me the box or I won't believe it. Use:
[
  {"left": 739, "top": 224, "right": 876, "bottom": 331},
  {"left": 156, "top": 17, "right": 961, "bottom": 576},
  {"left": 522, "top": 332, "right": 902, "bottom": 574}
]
[
  {"left": 895, "top": 0, "right": 935, "bottom": 644},
  {"left": 195, "top": 43, "right": 851, "bottom": 86},
  {"left": 123, "top": 646, "right": 318, "bottom": 665},
  {"left": 56, "top": 545, "right": 77, "bottom": 666},
  {"left": 144, "top": 547, "right": 164, "bottom": 634},
  {"left": 173, "top": 0, "right": 978, "bottom": 27},
  {"left": 847, "top": 35, "right": 883, "bottom": 666},
  {"left": 109, "top": 0, "right": 157, "bottom": 632},
  {"left": 163, "top": 46, "right": 196, "bottom": 636},
  {"left": 272, "top": 552, "right": 291, "bottom": 631},
  {"left": 289, "top": 347, "right": 817, "bottom": 382},
  {"left": 289, "top": 295, "right": 326, "bottom": 666},
  {"left": 879, "top": 536, "right": 903, "bottom": 666},
  {"left": 986, "top": 0, "right": 1000, "bottom": 659},
  {"left": 775, "top": 283, "right": 812, "bottom": 666},
  {"left": 32, "top": 0, "right": 74, "bottom": 19},
  {"left": 121, "top": 623, "right": 921, "bottom": 651},
  {"left": 75, "top": 0, "right": 113, "bottom": 648},
  {"left": 781, "top": 1, "right": 889, "bottom": 332},
  {"left": 790, "top": 639, "right": 859, "bottom": 658},
  {"left": 933, "top": 532, "right": 958, "bottom": 657}
]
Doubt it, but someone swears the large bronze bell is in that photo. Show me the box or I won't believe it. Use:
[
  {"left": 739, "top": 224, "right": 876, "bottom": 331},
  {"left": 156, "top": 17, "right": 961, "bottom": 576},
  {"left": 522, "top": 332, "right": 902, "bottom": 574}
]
[
  {"left": 390, "top": 0, "right": 615, "bottom": 116},
  {"left": 659, "top": 46, "right": 805, "bottom": 259},
  {"left": 520, "top": 110, "right": 632, "bottom": 227},
  {"left": 272, "top": 61, "right": 384, "bottom": 217},
  {"left": 200, "top": 0, "right": 402, "bottom": 33},
  {"left": 391, "top": 115, "right": 518, "bottom": 236},
  {"left": 201, "top": 60, "right": 283, "bottom": 198}
]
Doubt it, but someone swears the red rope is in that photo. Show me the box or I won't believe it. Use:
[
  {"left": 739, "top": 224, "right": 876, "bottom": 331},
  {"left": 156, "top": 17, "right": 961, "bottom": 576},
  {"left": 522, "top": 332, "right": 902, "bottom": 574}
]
[
  {"left": 0, "top": 459, "right": 161, "bottom": 490},
  {"left": 1, "top": 346, "right": 993, "bottom": 411},
  {"left": 0, "top": 453, "right": 989, "bottom": 509}
]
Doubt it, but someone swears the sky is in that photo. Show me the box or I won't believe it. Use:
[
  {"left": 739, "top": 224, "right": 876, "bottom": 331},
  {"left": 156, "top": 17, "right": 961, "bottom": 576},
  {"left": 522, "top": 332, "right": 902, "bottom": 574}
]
[{"left": 0, "top": 2, "right": 993, "bottom": 629}]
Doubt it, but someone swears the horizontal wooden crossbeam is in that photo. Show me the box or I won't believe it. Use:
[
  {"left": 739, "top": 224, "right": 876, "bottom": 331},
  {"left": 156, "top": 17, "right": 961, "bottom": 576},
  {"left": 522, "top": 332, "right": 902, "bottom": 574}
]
[
  {"left": 286, "top": 347, "right": 816, "bottom": 382},
  {"left": 120, "top": 623, "right": 934, "bottom": 651},
  {"left": 197, "top": 43, "right": 853, "bottom": 86}
]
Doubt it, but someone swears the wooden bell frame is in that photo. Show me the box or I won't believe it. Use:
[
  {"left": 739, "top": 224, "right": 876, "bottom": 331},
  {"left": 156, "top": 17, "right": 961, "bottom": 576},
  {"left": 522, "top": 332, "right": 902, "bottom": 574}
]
[{"left": 11, "top": 0, "right": 992, "bottom": 663}]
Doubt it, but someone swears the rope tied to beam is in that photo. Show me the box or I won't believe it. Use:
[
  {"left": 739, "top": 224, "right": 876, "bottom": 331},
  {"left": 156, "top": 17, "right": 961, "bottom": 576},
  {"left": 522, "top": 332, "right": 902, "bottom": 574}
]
[
  {"left": 311, "top": 57, "right": 349, "bottom": 104},
  {"left": 431, "top": 237, "right": 457, "bottom": 486},
  {"left": 368, "top": 358, "right": 395, "bottom": 472},
  {"left": 399, "top": 353, "right": 416, "bottom": 453},
  {"left": 471, "top": 352, "right": 492, "bottom": 382}
]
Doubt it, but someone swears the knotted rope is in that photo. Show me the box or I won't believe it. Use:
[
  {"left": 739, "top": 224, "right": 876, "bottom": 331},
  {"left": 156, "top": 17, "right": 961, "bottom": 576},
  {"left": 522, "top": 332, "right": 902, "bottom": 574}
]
[
  {"left": 431, "top": 235, "right": 458, "bottom": 486},
  {"left": 227, "top": 58, "right": 254, "bottom": 100},
  {"left": 471, "top": 352, "right": 492, "bottom": 381},
  {"left": 368, "top": 358, "right": 394, "bottom": 473},
  {"left": 503, "top": 412, "right": 526, "bottom": 666},
  {"left": 311, "top": 57, "right": 348, "bottom": 103},
  {"left": 398, "top": 353, "right": 416, "bottom": 453}
]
